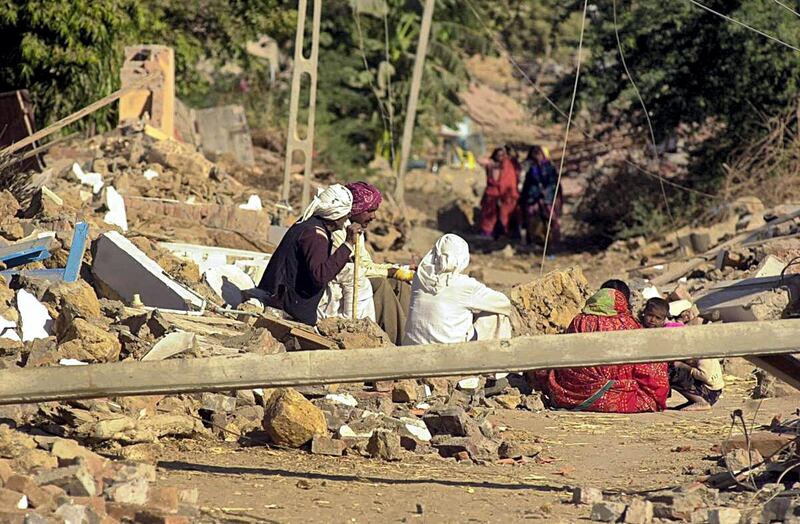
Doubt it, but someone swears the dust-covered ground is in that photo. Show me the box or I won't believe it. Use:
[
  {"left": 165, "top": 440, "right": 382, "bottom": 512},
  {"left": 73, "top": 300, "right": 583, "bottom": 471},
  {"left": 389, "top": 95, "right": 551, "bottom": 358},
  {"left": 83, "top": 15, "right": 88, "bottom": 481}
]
[{"left": 153, "top": 377, "right": 788, "bottom": 523}]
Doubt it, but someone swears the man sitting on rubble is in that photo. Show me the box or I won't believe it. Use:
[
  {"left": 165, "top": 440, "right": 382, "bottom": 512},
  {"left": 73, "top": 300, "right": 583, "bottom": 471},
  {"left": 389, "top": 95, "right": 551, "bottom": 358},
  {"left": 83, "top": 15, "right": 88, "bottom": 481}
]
[
  {"left": 254, "top": 184, "right": 361, "bottom": 325},
  {"left": 319, "top": 181, "right": 414, "bottom": 344},
  {"left": 403, "top": 233, "right": 512, "bottom": 345}
]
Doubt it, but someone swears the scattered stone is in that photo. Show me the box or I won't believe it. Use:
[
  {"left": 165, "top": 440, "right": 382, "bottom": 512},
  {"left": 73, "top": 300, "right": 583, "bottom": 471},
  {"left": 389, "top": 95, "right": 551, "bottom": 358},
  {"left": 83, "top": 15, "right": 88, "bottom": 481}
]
[
  {"left": 200, "top": 393, "right": 237, "bottom": 414},
  {"left": 722, "top": 448, "right": 763, "bottom": 473},
  {"left": 521, "top": 393, "right": 546, "bottom": 412},
  {"left": 649, "top": 492, "right": 704, "bottom": 521},
  {"left": 457, "top": 377, "right": 481, "bottom": 391},
  {"left": 36, "top": 464, "right": 97, "bottom": 497},
  {"left": 4, "top": 475, "right": 54, "bottom": 509},
  {"left": 498, "top": 440, "right": 542, "bottom": 460},
  {"left": 392, "top": 380, "right": 419, "bottom": 403},
  {"left": 494, "top": 391, "right": 522, "bottom": 409},
  {"left": 590, "top": 501, "right": 626, "bottom": 522},
  {"left": 311, "top": 435, "right": 345, "bottom": 457},
  {"left": 423, "top": 407, "right": 476, "bottom": 437},
  {"left": 431, "top": 435, "right": 499, "bottom": 462},
  {"left": 572, "top": 486, "right": 603, "bottom": 506},
  {"left": 708, "top": 507, "right": 741, "bottom": 524},
  {"left": 106, "top": 477, "right": 150, "bottom": 505},
  {"left": 623, "top": 499, "right": 653, "bottom": 524},
  {"left": 761, "top": 497, "right": 793, "bottom": 522},
  {"left": 316, "top": 317, "right": 394, "bottom": 349},
  {"left": 262, "top": 388, "right": 327, "bottom": 447},
  {"left": 367, "top": 430, "right": 402, "bottom": 461},
  {"left": 57, "top": 318, "right": 121, "bottom": 362},
  {"left": 0, "top": 487, "right": 27, "bottom": 509}
]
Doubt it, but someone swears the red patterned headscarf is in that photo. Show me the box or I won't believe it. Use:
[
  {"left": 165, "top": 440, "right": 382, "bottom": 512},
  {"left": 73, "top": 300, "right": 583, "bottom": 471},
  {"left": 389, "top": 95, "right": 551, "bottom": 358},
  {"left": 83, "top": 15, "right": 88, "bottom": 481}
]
[{"left": 346, "top": 182, "right": 382, "bottom": 215}]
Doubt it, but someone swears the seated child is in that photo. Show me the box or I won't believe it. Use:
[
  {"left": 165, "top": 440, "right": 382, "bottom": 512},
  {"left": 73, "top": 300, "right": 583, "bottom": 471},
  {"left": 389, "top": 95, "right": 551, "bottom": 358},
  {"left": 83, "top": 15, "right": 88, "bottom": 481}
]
[{"left": 641, "top": 298, "right": 724, "bottom": 411}]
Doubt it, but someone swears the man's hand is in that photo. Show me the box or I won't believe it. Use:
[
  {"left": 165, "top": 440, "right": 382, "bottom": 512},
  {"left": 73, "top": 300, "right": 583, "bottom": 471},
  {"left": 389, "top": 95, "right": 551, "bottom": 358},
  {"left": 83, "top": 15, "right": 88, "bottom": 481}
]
[{"left": 345, "top": 223, "right": 363, "bottom": 245}]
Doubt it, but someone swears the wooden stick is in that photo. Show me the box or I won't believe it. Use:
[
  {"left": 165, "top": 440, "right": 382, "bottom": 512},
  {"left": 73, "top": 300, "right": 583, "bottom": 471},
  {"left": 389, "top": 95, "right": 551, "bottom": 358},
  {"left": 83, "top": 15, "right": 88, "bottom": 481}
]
[
  {"left": 1, "top": 319, "right": 799, "bottom": 405},
  {"left": 352, "top": 234, "right": 360, "bottom": 320}
]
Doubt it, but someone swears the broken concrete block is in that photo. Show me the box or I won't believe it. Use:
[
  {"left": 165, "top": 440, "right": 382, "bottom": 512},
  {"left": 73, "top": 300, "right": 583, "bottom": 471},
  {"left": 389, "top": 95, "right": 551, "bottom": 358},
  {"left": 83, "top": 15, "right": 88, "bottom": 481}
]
[
  {"left": 367, "top": 430, "right": 402, "bottom": 461},
  {"left": 72, "top": 162, "right": 104, "bottom": 193},
  {"left": 391, "top": 380, "right": 419, "bottom": 403},
  {"left": 494, "top": 391, "right": 522, "bottom": 409},
  {"left": 510, "top": 267, "right": 590, "bottom": 335},
  {"left": 708, "top": 507, "right": 741, "bottom": 524},
  {"left": 57, "top": 318, "right": 121, "bottom": 362},
  {"left": 17, "top": 290, "right": 52, "bottom": 342},
  {"left": 723, "top": 447, "right": 763, "bottom": 473},
  {"left": 36, "top": 465, "right": 97, "bottom": 497},
  {"left": 590, "top": 501, "right": 626, "bottom": 522},
  {"left": 106, "top": 477, "right": 149, "bottom": 505},
  {"left": 310, "top": 435, "right": 345, "bottom": 456},
  {"left": 399, "top": 418, "right": 432, "bottom": 442},
  {"left": 200, "top": 393, "right": 237, "bottom": 414},
  {"left": 572, "top": 486, "right": 603, "bottom": 505},
  {"left": 762, "top": 497, "right": 793, "bottom": 522},
  {"left": 92, "top": 232, "right": 204, "bottom": 310},
  {"left": 457, "top": 377, "right": 481, "bottom": 391},
  {"left": 262, "top": 388, "right": 327, "bottom": 447},
  {"left": 55, "top": 503, "right": 94, "bottom": 524},
  {"left": 649, "top": 492, "right": 704, "bottom": 521},
  {"left": 623, "top": 499, "right": 653, "bottom": 524},
  {"left": 423, "top": 407, "right": 476, "bottom": 437},
  {"left": 754, "top": 255, "right": 786, "bottom": 278}
]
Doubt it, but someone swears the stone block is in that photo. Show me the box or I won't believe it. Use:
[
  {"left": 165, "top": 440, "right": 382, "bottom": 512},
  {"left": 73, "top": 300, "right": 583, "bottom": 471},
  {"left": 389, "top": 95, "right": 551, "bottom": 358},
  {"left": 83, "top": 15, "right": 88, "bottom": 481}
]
[
  {"left": 708, "top": 507, "right": 741, "bottom": 524},
  {"left": 498, "top": 440, "right": 542, "bottom": 459},
  {"left": 262, "top": 388, "right": 327, "bottom": 448},
  {"left": 0, "top": 487, "right": 27, "bottom": 509},
  {"left": 649, "top": 492, "right": 704, "bottom": 521},
  {"left": 572, "top": 486, "right": 603, "bottom": 505},
  {"left": 310, "top": 435, "right": 345, "bottom": 457},
  {"left": 391, "top": 380, "right": 419, "bottom": 403},
  {"left": 762, "top": 497, "right": 793, "bottom": 522},
  {"left": 36, "top": 465, "right": 96, "bottom": 497},
  {"left": 148, "top": 486, "right": 179, "bottom": 513},
  {"left": 3, "top": 475, "right": 53, "bottom": 509},
  {"left": 367, "top": 430, "right": 402, "bottom": 461},
  {"left": 423, "top": 407, "right": 476, "bottom": 437},
  {"left": 200, "top": 393, "right": 237, "bottom": 414},
  {"left": 105, "top": 477, "right": 149, "bottom": 505},
  {"left": 623, "top": 499, "right": 653, "bottom": 524},
  {"left": 57, "top": 318, "right": 121, "bottom": 363},
  {"left": 431, "top": 435, "right": 499, "bottom": 462},
  {"left": 493, "top": 391, "right": 522, "bottom": 410},
  {"left": 590, "top": 502, "right": 626, "bottom": 522}
]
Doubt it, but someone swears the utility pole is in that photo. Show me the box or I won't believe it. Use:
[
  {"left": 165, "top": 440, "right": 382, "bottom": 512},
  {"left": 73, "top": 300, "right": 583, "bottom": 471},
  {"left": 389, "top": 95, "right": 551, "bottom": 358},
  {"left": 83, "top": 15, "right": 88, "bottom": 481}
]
[
  {"left": 395, "top": 0, "right": 435, "bottom": 206},
  {"left": 281, "top": 0, "right": 323, "bottom": 213}
]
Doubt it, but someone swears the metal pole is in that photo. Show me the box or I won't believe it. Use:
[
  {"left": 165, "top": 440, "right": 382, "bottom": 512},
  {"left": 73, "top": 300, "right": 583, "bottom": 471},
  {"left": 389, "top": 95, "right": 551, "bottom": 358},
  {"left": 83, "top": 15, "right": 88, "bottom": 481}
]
[{"left": 394, "top": 0, "right": 435, "bottom": 206}]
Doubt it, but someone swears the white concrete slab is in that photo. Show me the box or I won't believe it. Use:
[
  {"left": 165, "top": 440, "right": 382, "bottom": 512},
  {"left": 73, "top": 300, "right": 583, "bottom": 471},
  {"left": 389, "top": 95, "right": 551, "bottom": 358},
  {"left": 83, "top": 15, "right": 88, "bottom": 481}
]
[
  {"left": 92, "top": 232, "right": 204, "bottom": 310},
  {"left": 17, "top": 289, "right": 52, "bottom": 341}
]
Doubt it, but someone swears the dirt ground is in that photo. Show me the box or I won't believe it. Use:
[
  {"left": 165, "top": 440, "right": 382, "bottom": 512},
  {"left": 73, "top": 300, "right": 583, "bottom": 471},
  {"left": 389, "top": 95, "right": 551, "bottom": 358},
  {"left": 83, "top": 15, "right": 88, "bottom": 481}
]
[{"left": 151, "top": 377, "right": 790, "bottom": 523}]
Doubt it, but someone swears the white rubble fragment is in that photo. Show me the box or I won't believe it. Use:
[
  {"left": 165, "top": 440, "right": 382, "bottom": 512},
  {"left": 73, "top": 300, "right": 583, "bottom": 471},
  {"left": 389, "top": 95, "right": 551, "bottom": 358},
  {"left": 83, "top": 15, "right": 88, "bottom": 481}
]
[
  {"left": 415, "top": 402, "right": 431, "bottom": 410},
  {"left": 641, "top": 286, "right": 662, "bottom": 300},
  {"left": 71, "top": 162, "right": 104, "bottom": 193},
  {"left": 103, "top": 186, "right": 128, "bottom": 232},
  {"left": 141, "top": 331, "right": 196, "bottom": 361},
  {"left": 423, "top": 385, "right": 432, "bottom": 398},
  {"left": 457, "top": 377, "right": 480, "bottom": 390},
  {"left": 143, "top": 168, "right": 159, "bottom": 180},
  {"left": 59, "top": 359, "right": 88, "bottom": 366},
  {"left": 203, "top": 265, "right": 255, "bottom": 307},
  {"left": 186, "top": 196, "right": 197, "bottom": 204},
  {"left": 325, "top": 393, "right": 359, "bottom": 407},
  {"left": 17, "top": 289, "right": 52, "bottom": 341},
  {"left": 0, "top": 314, "right": 20, "bottom": 342},
  {"left": 669, "top": 299, "right": 693, "bottom": 317},
  {"left": 401, "top": 418, "right": 432, "bottom": 442},
  {"left": 494, "top": 372, "right": 509, "bottom": 380},
  {"left": 239, "top": 194, "right": 263, "bottom": 211}
]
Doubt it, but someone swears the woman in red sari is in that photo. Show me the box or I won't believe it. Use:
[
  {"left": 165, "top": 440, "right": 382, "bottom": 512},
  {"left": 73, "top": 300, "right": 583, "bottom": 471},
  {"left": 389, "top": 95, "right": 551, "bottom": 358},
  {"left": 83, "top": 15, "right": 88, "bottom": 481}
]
[
  {"left": 479, "top": 147, "right": 520, "bottom": 238},
  {"left": 533, "top": 280, "right": 670, "bottom": 413}
]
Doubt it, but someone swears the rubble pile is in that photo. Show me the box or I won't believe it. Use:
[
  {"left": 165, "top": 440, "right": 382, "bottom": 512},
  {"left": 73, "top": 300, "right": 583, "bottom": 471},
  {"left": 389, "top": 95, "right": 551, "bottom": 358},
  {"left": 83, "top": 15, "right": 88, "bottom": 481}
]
[{"left": 0, "top": 424, "right": 200, "bottom": 523}]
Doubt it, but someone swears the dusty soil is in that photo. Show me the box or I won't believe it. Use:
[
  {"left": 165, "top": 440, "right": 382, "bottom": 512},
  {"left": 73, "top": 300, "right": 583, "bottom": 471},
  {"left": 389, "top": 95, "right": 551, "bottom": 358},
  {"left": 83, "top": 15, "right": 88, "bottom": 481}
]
[{"left": 152, "top": 377, "right": 787, "bottom": 523}]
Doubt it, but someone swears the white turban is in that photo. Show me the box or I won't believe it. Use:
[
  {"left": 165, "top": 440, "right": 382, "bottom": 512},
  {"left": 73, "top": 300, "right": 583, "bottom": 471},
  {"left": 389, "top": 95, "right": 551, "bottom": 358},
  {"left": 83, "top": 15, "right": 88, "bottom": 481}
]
[
  {"left": 416, "top": 233, "right": 471, "bottom": 294},
  {"left": 299, "top": 184, "right": 353, "bottom": 222}
]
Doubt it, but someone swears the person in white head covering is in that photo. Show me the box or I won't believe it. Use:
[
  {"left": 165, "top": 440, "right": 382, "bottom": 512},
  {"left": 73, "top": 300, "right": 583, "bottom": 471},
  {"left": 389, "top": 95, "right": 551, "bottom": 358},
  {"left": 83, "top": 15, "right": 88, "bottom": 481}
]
[
  {"left": 403, "top": 234, "right": 512, "bottom": 345},
  {"left": 255, "top": 184, "right": 362, "bottom": 325}
]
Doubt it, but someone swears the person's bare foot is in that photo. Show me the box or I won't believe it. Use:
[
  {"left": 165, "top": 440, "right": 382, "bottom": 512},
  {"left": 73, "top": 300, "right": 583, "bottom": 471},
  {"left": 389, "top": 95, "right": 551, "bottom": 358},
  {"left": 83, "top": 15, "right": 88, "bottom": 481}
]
[{"left": 679, "top": 401, "right": 711, "bottom": 411}]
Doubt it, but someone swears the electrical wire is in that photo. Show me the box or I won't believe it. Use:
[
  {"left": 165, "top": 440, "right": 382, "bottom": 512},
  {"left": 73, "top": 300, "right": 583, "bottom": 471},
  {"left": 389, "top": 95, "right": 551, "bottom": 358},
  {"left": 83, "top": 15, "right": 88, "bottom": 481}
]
[
  {"left": 352, "top": 5, "right": 396, "bottom": 165},
  {"left": 539, "top": 0, "right": 589, "bottom": 275},
  {"left": 772, "top": 0, "right": 800, "bottom": 18},
  {"left": 613, "top": 0, "right": 673, "bottom": 223},
  {"left": 461, "top": 0, "right": 716, "bottom": 200},
  {"left": 686, "top": 0, "right": 800, "bottom": 53}
]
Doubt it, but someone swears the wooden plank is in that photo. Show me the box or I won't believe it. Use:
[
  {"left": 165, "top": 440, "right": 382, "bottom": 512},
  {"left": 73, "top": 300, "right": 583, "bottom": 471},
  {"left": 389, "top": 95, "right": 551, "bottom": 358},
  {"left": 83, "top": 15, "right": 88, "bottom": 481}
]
[{"left": 1, "top": 319, "right": 800, "bottom": 405}]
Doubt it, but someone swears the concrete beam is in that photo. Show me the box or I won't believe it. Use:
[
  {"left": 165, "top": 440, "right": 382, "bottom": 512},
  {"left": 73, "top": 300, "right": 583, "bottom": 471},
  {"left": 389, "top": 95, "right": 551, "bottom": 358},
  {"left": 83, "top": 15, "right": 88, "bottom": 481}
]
[{"left": 0, "top": 320, "right": 799, "bottom": 405}]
